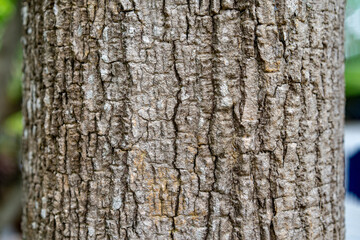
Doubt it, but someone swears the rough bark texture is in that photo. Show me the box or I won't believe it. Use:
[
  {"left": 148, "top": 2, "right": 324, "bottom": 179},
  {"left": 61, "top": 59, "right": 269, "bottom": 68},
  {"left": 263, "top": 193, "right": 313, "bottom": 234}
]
[{"left": 21, "top": 0, "right": 346, "bottom": 239}]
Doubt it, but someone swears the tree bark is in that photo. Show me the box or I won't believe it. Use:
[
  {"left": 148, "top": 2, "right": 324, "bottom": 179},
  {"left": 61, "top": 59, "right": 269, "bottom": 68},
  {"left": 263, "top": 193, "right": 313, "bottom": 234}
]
[{"left": 21, "top": 0, "right": 346, "bottom": 239}]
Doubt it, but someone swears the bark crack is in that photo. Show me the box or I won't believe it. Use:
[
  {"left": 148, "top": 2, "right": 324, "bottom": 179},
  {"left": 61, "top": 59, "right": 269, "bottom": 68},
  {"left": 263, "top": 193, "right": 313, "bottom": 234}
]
[
  {"left": 205, "top": 14, "right": 218, "bottom": 240},
  {"left": 170, "top": 40, "right": 182, "bottom": 240}
]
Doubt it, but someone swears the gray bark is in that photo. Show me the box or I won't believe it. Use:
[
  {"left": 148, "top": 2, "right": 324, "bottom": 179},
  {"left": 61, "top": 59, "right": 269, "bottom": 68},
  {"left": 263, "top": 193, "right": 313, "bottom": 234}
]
[{"left": 21, "top": 0, "right": 346, "bottom": 239}]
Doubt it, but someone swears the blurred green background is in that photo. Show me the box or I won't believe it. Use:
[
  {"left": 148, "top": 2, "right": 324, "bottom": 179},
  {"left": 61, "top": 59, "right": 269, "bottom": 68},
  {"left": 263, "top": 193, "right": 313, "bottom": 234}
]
[
  {"left": 0, "top": 0, "right": 22, "bottom": 163},
  {"left": 0, "top": 0, "right": 23, "bottom": 239},
  {"left": 345, "top": 0, "right": 360, "bottom": 119},
  {"left": 0, "top": 0, "right": 360, "bottom": 239},
  {"left": 346, "top": 0, "right": 360, "bottom": 97}
]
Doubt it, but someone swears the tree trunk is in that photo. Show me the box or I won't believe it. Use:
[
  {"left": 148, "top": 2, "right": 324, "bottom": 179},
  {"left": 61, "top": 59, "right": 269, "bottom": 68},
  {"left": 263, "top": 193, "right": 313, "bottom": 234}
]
[{"left": 21, "top": 0, "right": 345, "bottom": 239}]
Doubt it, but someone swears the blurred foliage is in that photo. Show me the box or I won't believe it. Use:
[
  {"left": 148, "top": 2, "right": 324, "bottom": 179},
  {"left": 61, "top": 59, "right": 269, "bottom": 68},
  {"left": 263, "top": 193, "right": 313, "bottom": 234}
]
[
  {"left": 0, "top": 0, "right": 22, "bottom": 157},
  {"left": 1, "top": 109, "right": 22, "bottom": 158},
  {"left": 6, "top": 50, "right": 22, "bottom": 103},
  {"left": 0, "top": 0, "right": 15, "bottom": 23},
  {"left": 0, "top": 0, "right": 16, "bottom": 44},
  {"left": 3, "top": 111, "right": 22, "bottom": 137},
  {"left": 345, "top": 55, "right": 360, "bottom": 97},
  {"left": 346, "top": 1, "right": 360, "bottom": 97},
  {"left": 0, "top": 2, "right": 22, "bottom": 237}
]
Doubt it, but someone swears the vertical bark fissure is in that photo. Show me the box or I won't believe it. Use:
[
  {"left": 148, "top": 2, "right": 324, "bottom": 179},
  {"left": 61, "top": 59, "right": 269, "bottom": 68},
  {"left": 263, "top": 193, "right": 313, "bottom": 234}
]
[
  {"left": 117, "top": 10, "right": 139, "bottom": 237},
  {"left": 171, "top": 40, "right": 182, "bottom": 239},
  {"left": 252, "top": 3, "right": 265, "bottom": 237},
  {"left": 204, "top": 13, "right": 218, "bottom": 239}
]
